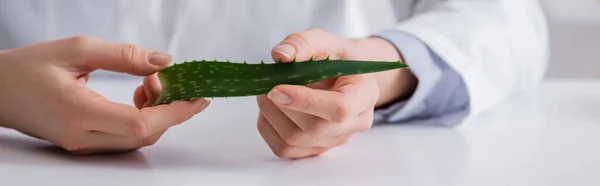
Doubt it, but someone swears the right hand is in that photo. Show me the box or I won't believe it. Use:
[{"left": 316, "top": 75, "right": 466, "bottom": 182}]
[{"left": 0, "top": 36, "right": 210, "bottom": 155}]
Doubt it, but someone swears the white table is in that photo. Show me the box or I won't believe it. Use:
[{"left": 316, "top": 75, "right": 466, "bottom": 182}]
[{"left": 1, "top": 77, "right": 599, "bottom": 186}]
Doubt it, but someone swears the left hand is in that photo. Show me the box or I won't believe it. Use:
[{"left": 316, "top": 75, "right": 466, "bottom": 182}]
[{"left": 256, "top": 28, "right": 414, "bottom": 159}]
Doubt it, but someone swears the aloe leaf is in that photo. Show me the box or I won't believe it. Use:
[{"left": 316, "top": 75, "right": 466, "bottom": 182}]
[{"left": 153, "top": 58, "right": 408, "bottom": 105}]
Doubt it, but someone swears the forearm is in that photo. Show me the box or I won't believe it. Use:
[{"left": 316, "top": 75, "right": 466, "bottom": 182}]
[
  {"left": 0, "top": 50, "right": 10, "bottom": 129},
  {"left": 352, "top": 37, "right": 418, "bottom": 108}
]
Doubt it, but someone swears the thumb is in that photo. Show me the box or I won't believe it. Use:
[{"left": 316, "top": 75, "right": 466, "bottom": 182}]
[
  {"left": 271, "top": 28, "right": 351, "bottom": 63},
  {"left": 50, "top": 36, "right": 172, "bottom": 76}
]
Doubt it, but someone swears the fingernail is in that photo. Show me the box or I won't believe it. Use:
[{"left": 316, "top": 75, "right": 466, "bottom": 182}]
[
  {"left": 194, "top": 99, "right": 211, "bottom": 113},
  {"left": 148, "top": 51, "right": 172, "bottom": 66},
  {"left": 268, "top": 89, "right": 291, "bottom": 104},
  {"left": 273, "top": 44, "right": 296, "bottom": 59}
]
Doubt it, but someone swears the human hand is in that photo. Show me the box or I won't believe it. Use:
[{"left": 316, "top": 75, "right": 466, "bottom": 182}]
[
  {"left": 0, "top": 36, "right": 210, "bottom": 155},
  {"left": 256, "top": 28, "right": 416, "bottom": 158}
]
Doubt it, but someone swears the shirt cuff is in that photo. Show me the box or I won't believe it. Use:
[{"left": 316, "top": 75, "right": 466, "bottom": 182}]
[{"left": 370, "top": 30, "right": 470, "bottom": 126}]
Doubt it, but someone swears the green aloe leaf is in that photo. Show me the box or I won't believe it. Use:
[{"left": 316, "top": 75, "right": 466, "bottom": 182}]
[{"left": 153, "top": 57, "right": 409, "bottom": 105}]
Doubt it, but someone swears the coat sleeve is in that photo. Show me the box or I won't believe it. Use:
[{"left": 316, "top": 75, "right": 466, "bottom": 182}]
[
  {"left": 371, "top": 30, "right": 470, "bottom": 127},
  {"left": 372, "top": 0, "right": 549, "bottom": 127}
]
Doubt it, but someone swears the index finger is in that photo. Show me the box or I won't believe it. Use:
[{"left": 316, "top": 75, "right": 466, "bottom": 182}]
[
  {"left": 267, "top": 74, "right": 379, "bottom": 123},
  {"left": 47, "top": 36, "right": 171, "bottom": 76}
]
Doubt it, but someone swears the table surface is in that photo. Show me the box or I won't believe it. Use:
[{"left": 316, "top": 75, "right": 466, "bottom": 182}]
[{"left": 1, "top": 77, "right": 599, "bottom": 186}]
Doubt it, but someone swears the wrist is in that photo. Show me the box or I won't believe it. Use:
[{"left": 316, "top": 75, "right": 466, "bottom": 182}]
[
  {"left": 0, "top": 51, "right": 5, "bottom": 128},
  {"left": 0, "top": 49, "right": 8, "bottom": 69},
  {"left": 352, "top": 37, "right": 418, "bottom": 107}
]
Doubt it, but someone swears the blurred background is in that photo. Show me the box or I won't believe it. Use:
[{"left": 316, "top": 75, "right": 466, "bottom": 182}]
[
  {"left": 541, "top": 0, "right": 600, "bottom": 78},
  {"left": 365, "top": 0, "right": 600, "bottom": 79}
]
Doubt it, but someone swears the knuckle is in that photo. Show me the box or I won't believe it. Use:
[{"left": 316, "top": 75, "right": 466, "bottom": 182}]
[
  {"left": 297, "top": 90, "right": 316, "bottom": 112},
  {"left": 256, "top": 95, "right": 269, "bottom": 110},
  {"left": 338, "top": 140, "right": 349, "bottom": 146},
  {"left": 299, "top": 98, "right": 311, "bottom": 112},
  {"left": 337, "top": 136, "right": 352, "bottom": 146},
  {"left": 118, "top": 43, "right": 139, "bottom": 63},
  {"left": 285, "top": 31, "right": 307, "bottom": 41},
  {"left": 306, "top": 120, "right": 329, "bottom": 137},
  {"left": 64, "top": 36, "right": 92, "bottom": 48},
  {"left": 128, "top": 117, "right": 148, "bottom": 138},
  {"left": 143, "top": 137, "right": 160, "bottom": 146},
  {"left": 273, "top": 145, "right": 295, "bottom": 158},
  {"left": 256, "top": 114, "right": 272, "bottom": 134},
  {"left": 114, "top": 43, "right": 141, "bottom": 71},
  {"left": 257, "top": 116, "right": 267, "bottom": 131},
  {"left": 314, "top": 148, "right": 330, "bottom": 156},
  {"left": 356, "top": 123, "right": 372, "bottom": 132},
  {"left": 282, "top": 131, "right": 303, "bottom": 146},
  {"left": 355, "top": 118, "right": 373, "bottom": 132},
  {"left": 58, "top": 117, "right": 84, "bottom": 152},
  {"left": 305, "top": 27, "right": 323, "bottom": 32},
  {"left": 356, "top": 112, "right": 374, "bottom": 132},
  {"left": 287, "top": 28, "right": 326, "bottom": 42},
  {"left": 109, "top": 43, "right": 141, "bottom": 72},
  {"left": 332, "top": 98, "right": 352, "bottom": 122},
  {"left": 285, "top": 30, "right": 314, "bottom": 46},
  {"left": 62, "top": 36, "right": 92, "bottom": 58},
  {"left": 304, "top": 28, "right": 325, "bottom": 35}
]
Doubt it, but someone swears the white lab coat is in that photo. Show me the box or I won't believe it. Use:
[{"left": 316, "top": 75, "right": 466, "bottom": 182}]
[{"left": 0, "top": 0, "right": 549, "bottom": 128}]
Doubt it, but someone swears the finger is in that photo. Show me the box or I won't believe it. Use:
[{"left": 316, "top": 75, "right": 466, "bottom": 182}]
[
  {"left": 142, "top": 129, "right": 168, "bottom": 147},
  {"left": 85, "top": 99, "right": 208, "bottom": 137},
  {"left": 267, "top": 85, "right": 342, "bottom": 122},
  {"left": 259, "top": 95, "right": 354, "bottom": 147},
  {"left": 139, "top": 99, "right": 210, "bottom": 134},
  {"left": 75, "top": 87, "right": 151, "bottom": 137},
  {"left": 133, "top": 85, "right": 146, "bottom": 109},
  {"left": 257, "top": 95, "right": 316, "bottom": 147},
  {"left": 66, "top": 131, "right": 143, "bottom": 155},
  {"left": 278, "top": 105, "right": 356, "bottom": 140},
  {"left": 143, "top": 74, "right": 162, "bottom": 106},
  {"left": 74, "top": 129, "right": 168, "bottom": 155},
  {"left": 267, "top": 74, "right": 378, "bottom": 123},
  {"left": 75, "top": 86, "right": 209, "bottom": 137},
  {"left": 271, "top": 28, "right": 350, "bottom": 62},
  {"left": 256, "top": 113, "right": 328, "bottom": 159},
  {"left": 49, "top": 36, "right": 172, "bottom": 76},
  {"left": 351, "top": 110, "right": 374, "bottom": 133}
]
